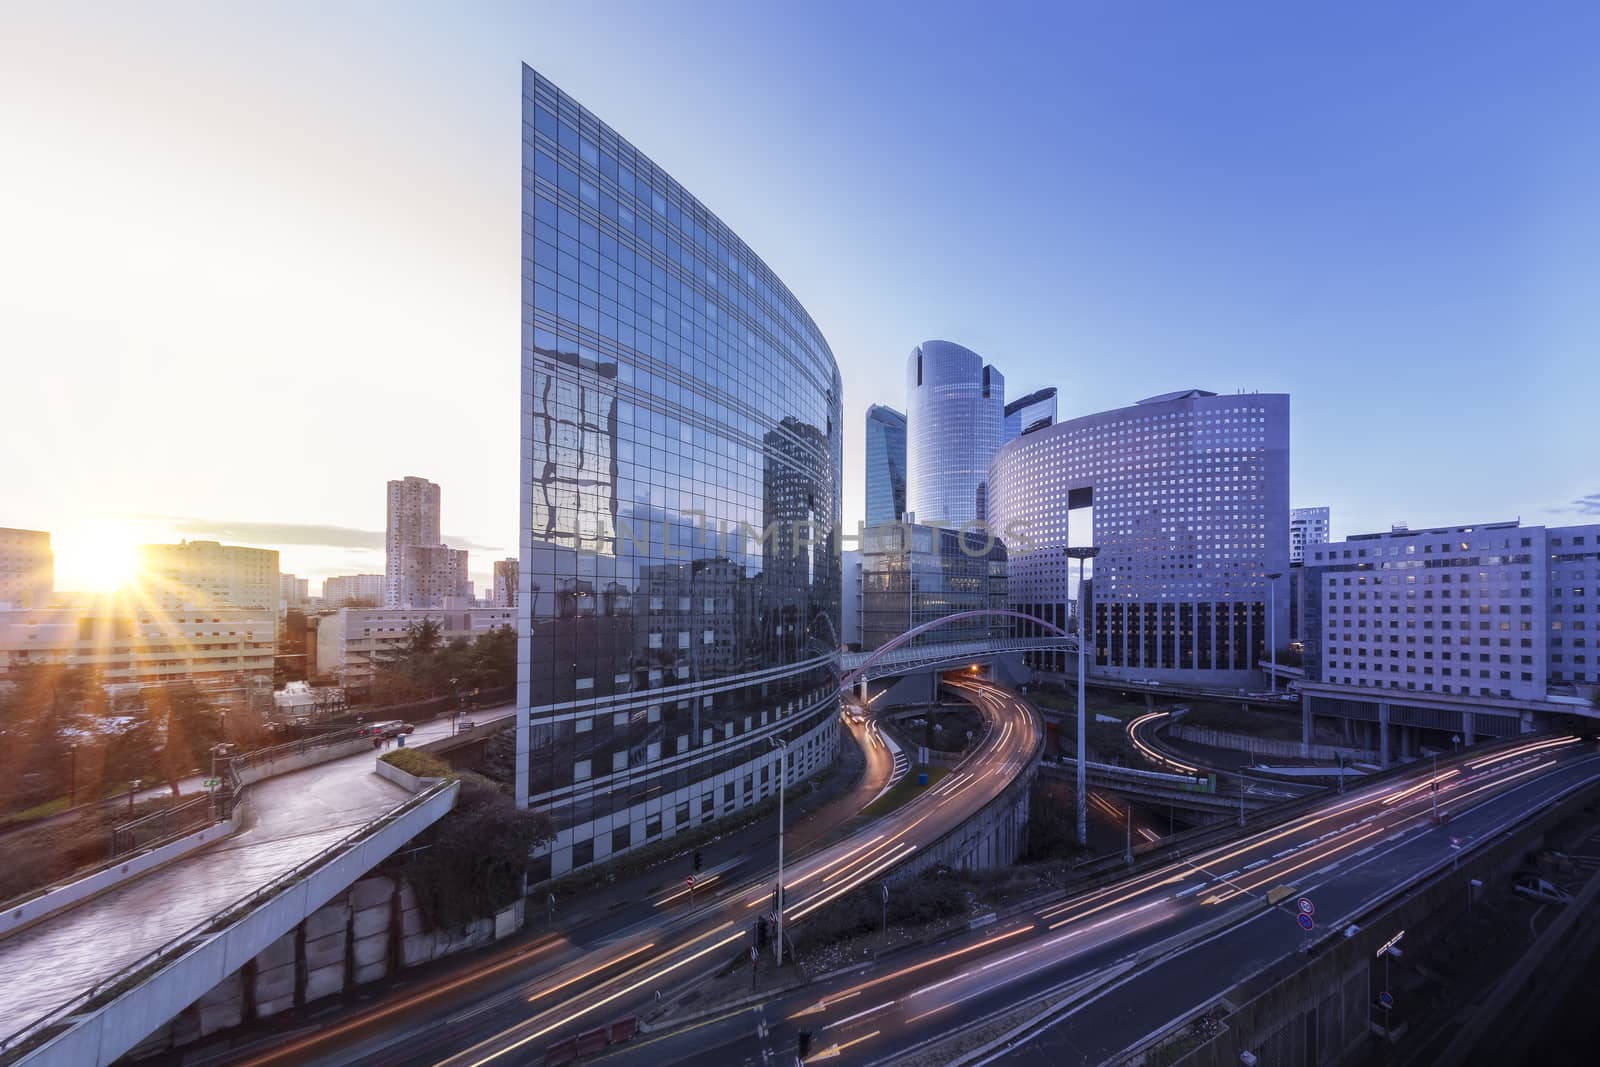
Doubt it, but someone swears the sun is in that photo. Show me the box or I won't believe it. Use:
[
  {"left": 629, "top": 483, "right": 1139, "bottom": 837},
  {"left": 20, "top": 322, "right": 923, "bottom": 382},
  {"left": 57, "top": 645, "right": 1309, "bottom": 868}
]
[{"left": 54, "top": 519, "right": 145, "bottom": 593}]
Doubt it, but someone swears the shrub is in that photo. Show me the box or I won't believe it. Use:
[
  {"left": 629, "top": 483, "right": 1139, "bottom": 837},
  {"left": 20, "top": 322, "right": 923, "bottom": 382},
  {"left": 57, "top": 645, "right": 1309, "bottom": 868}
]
[{"left": 380, "top": 748, "right": 453, "bottom": 779}]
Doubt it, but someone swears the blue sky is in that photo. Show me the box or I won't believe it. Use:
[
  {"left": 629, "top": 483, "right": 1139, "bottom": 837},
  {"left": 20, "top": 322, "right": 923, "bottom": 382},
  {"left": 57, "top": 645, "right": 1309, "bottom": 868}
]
[{"left": 2, "top": 1, "right": 1596, "bottom": 590}]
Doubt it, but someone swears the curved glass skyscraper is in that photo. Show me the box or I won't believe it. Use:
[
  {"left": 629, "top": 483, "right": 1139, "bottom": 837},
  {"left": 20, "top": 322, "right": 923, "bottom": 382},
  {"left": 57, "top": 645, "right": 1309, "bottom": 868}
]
[
  {"left": 905, "top": 340, "right": 1005, "bottom": 525},
  {"left": 521, "top": 66, "right": 843, "bottom": 879}
]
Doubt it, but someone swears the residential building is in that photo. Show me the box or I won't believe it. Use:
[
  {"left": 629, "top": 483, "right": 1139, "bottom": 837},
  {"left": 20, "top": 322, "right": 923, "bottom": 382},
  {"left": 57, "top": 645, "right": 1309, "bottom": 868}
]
[
  {"left": 522, "top": 66, "right": 843, "bottom": 878},
  {"left": 397, "top": 543, "right": 470, "bottom": 608},
  {"left": 279, "top": 573, "right": 309, "bottom": 611},
  {"left": 135, "top": 541, "right": 279, "bottom": 610},
  {"left": 1004, "top": 386, "right": 1058, "bottom": 440},
  {"left": 316, "top": 606, "right": 515, "bottom": 688},
  {"left": 0, "top": 600, "right": 275, "bottom": 687},
  {"left": 322, "top": 574, "right": 386, "bottom": 607},
  {"left": 1301, "top": 520, "right": 1600, "bottom": 700},
  {"left": 0, "top": 527, "right": 52, "bottom": 610},
  {"left": 861, "top": 522, "right": 1007, "bottom": 652},
  {"left": 905, "top": 340, "right": 1005, "bottom": 525},
  {"left": 385, "top": 475, "right": 442, "bottom": 606},
  {"left": 864, "top": 404, "right": 907, "bottom": 528},
  {"left": 493, "top": 557, "right": 520, "bottom": 608},
  {"left": 988, "top": 389, "right": 1291, "bottom": 686},
  {"left": 1291, "top": 506, "right": 1331, "bottom": 563}
]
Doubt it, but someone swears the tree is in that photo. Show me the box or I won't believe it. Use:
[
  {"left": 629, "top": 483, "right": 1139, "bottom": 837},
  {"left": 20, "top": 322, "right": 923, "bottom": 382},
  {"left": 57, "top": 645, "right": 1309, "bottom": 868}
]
[
  {"left": 403, "top": 774, "right": 555, "bottom": 930},
  {"left": 373, "top": 618, "right": 446, "bottom": 703}
]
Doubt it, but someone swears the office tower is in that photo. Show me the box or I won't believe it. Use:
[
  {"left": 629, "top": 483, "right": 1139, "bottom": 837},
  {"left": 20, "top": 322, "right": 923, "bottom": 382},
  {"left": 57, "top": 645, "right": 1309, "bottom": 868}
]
[
  {"left": 385, "top": 476, "right": 442, "bottom": 606},
  {"left": 1004, "top": 386, "right": 1058, "bottom": 440},
  {"left": 136, "top": 540, "right": 280, "bottom": 610},
  {"left": 521, "top": 66, "right": 843, "bottom": 878},
  {"left": 864, "top": 404, "right": 907, "bottom": 528},
  {"left": 0, "top": 527, "right": 52, "bottom": 609},
  {"left": 860, "top": 522, "right": 1008, "bottom": 651},
  {"left": 905, "top": 340, "right": 1005, "bottom": 525},
  {"left": 988, "top": 389, "right": 1291, "bottom": 685},
  {"left": 493, "top": 557, "right": 520, "bottom": 608},
  {"left": 1290, "top": 506, "right": 1331, "bottom": 563},
  {"left": 1302, "top": 520, "right": 1600, "bottom": 699}
]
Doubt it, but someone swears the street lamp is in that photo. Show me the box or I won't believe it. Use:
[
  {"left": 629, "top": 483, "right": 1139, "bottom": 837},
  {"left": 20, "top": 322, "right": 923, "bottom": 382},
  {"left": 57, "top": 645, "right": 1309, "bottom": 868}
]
[
  {"left": 770, "top": 736, "right": 788, "bottom": 966},
  {"left": 450, "top": 676, "right": 460, "bottom": 733},
  {"left": 1266, "top": 572, "right": 1283, "bottom": 693},
  {"left": 1065, "top": 546, "right": 1100, "bottom": 849}
]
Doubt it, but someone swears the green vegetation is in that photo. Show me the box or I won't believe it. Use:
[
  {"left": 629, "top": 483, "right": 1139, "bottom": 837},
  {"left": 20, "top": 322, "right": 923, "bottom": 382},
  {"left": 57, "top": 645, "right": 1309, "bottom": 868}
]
[
  {"left": 0, "top": 795, "right": 195, "bottom": 905},
  {"left": 862, "top": 765, "right": 948, "bottom": 817},
  {"left": 1024, "top": 780, "right": 1095, "bottom": 863},
  {"left": 370, "top": 619, "right": 516, "bottom": 707},
  {"left": 397, "top": 773, "right": 554, "bottom": 931},
  {"left": 380, "top": 748, "right": 453, "bottom": 779}
]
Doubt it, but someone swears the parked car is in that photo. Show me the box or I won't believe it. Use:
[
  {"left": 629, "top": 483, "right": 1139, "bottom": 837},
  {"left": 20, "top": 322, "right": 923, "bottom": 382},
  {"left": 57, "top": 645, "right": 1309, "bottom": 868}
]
[{"left": 363, "top": 720, "right": 414, "bottom": 739}]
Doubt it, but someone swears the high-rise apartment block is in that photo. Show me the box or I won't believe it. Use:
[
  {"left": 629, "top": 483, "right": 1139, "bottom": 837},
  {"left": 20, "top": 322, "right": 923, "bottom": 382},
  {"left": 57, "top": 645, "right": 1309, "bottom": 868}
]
[
  {"left": 385, "top": 475, "right": 442, "bottom": 607},
  {"left": 864, "top": 404, "right": 907, "bottom": 528},
  {"left": 522, "top": 66, "right": 842, "bottom": 878},
  {"left": 322, "top": 574, "right": 386, "bottom": 607},
  {"left": 398, "top": 543, "right": 470, "bottom": 607},
  {"left": 0, "top": 527, "right": 52, "bottom": 610},
  {"left": 989, "top": 389, "right": 1290, "bottom": 685},
  {"left": 279, "top": 573, "right": 309, "bottom": 610},
  {"left": 492, "top": 557, "right": 519, "bottom": 608},
  {"left": 136, "top": 541, "right": 279, "bottom": 610},
  {"left": 906, "top": 340, "right": 1005, "bottom": 525},
  {"left": 1291, "top": 506, "right": 1331, "bottom": 563},
  {"left": 1301, "top": 520, "right": 1600, "bottom": 699}
]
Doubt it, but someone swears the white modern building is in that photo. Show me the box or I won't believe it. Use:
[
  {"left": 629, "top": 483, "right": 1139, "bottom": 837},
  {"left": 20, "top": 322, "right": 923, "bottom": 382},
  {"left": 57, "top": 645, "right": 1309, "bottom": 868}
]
[
  {"left": 0, "top": 602, "right": 276, "bottom": 686},
  {"left": 136, "top": 541, "right": 279, "bottom": 610},
  {"left": 322, "top": 574, "right": 386, "bottom": 607},
  {"left": 988, "top": 389, "right": 1291, "bottom": 685},
  {"left": 1302, "top": 520, "right": 1600, "bottom": 700},
  {"left": 905, "top": 340, "right": 1006, "bottom": 525},
  {"left": 0, "top": 527, "right": 52, "bottom": 610},
  {"left": 1291, "top": 506, "right": 1331, "bottom": 563},
  {"left": 315, "top": 606, "right": 515, "bottom": 687}
]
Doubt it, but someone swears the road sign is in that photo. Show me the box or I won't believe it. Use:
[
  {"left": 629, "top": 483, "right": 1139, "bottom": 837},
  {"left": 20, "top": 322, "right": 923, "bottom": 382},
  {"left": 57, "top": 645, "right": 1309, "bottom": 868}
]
[
  {"left": 750, "top": 945, "right": 758, "bottom": 963},
  {"left": 1375, "top": 929, "right": 1406, "bottom": 958},
  {"left": 1296, "top": 913, "right": 1314, "bottom": 932},
  {"left": 1297, "top": 897, "right": 1314, "bottom": 916},
  {"left": 1378, "top": 991, "right": 1394, "bottom": 1010},
  {"left": 203, "top": 777, "right": 221, "bottom": 790},
  {"left": 686, "top": 875, "right": 695, "bottom": 888}
]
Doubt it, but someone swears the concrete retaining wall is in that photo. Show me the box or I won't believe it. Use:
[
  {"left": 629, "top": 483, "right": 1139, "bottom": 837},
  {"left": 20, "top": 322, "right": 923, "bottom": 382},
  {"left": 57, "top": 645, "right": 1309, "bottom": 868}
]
[
  {"left": 20, "top": 782, "right": 460, "bottom": 1067},
  {"left": 0, "top": 815, "right": 238, "bottom": 943},
  {"left": 374, "top": 759, "right": 443, "bottom": 793},
  {"left": 234, "top": 737, "right": 374, "bottom": 787},
  {"left": 889, "top": 743, "right": 1039, "bottom": 882},
  {"left": 1168, "top": 724, "right": 1379, "bottom": 764}
]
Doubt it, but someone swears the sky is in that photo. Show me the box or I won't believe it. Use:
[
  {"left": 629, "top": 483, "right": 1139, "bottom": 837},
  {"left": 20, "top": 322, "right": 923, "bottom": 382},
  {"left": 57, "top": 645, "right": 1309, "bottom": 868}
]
[{"left": 2, "top": 1, "right": 1597, "bottom": 593}]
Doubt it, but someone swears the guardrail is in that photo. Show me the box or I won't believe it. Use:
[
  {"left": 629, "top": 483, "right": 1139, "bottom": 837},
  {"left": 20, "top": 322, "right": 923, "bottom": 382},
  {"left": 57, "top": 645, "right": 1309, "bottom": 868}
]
[
  {"left": 0, "top": 777, "right": 459, "bottom": 1066},
  {"left": 109, "top": 795, "right": 214, "bottom": 856}
]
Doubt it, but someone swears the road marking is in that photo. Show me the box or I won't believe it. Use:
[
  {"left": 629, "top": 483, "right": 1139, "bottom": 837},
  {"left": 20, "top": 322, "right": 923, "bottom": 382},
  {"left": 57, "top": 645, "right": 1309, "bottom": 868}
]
[{"left": 820, "top": 1000, "right": 895, "bottom": 1032}]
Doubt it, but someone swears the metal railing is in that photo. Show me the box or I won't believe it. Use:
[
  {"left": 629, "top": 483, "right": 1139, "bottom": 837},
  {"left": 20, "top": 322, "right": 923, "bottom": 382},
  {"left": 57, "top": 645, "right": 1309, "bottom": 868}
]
[
  {"left": 0, "top": 777, "right": 457, "bottom": 1063},
  {"left": 108, "top": 795, "right": 214, "bottom": 856}
]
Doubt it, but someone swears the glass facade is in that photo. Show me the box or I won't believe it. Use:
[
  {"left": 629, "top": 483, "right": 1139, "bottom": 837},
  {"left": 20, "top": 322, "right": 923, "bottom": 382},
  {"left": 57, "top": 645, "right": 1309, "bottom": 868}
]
[
  {"left": 988, "top": 389, "right": 1291, "bottom": 685},
  {"left": 905, "top": 340, "right": 1005, "bottom": 526},
  {"left": 864, "top": 404, "right": 907, "bottom": 528},
  {"left": 860, "top": 523, "right": 1007, "bottom": 651},
  {"left": 520, "top": 66, "right": 843, "bottom": 879},
  {"left": 1004, "top": 387, "right": 1058, "bottom": 440}
]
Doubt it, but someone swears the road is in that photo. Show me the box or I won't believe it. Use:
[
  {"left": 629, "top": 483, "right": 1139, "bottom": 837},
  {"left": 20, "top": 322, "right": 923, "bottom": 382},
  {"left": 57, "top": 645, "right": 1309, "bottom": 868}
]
[
  {"left": 0, "top": 709, "right": 513, "bottom": 1047},
  {"left": 579, "top": 733, "right": 1599, "bottom": 1067},
  {"left": 218, "top": 680, "right": 1037, "bottom": 1067}
]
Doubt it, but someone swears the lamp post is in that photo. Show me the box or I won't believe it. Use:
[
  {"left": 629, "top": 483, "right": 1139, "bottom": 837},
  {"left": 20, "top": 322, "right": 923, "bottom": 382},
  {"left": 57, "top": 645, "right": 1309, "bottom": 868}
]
[
  {"left": 67, "top": 743, "right": 77, "bottom": 808},
  {"left": 771, "top": 736, "right": 788, "bottom": 966},
  {"left": 450, "top": 676, "right": 460, "bottom": 733},
  {"left": 1065, "top": 546, "right": 1100, "bottom": 848},
  {"left": 1266, "top": 572, "right": 1282, "bottom": 693}
]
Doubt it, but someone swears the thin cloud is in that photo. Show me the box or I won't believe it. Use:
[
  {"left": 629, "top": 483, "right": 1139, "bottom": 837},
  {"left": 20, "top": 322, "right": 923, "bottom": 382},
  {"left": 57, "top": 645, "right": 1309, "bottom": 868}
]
[
  {"left": 125, "top": 514, "right": 506, "bottom": 555},
  {"left": 1569, "top": 493, "right": 1600, "bottom": 516}
]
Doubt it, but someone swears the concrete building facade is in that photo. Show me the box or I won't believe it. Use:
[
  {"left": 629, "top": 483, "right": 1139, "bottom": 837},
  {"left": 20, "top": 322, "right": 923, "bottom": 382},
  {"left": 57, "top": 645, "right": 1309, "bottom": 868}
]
[
  {"left": 0, "top": 602, "right": 276, "bottom": 687},
  {"left": 1302, "top": 520, "right": 1600, "bottom": 700},
  {"left": 385, "top": 476, "right": 442, "bottom": 607},
  {"left": 905, "top": 340, "right": 1005, "bottom": 525},
  {"left": 0, "top": 527, "right": 53, "bottom": 610},
  {"left": 136, "top": 541, "right": 279, "bottom": 611},
  {"left": 1291, "top": 506, "right": 1331, "bottom": 564},
  {"left": 315, "top": 606, "right": 515, "bottom": 687},
  {"left": 322, "top": 574, "right": 386, "bottom": 608},
  {"left": 988, "top": 389, "right": 1291, "bottom": 687},
  {"left": 397, "top": 543, "right": 470, "bottom": 609}
]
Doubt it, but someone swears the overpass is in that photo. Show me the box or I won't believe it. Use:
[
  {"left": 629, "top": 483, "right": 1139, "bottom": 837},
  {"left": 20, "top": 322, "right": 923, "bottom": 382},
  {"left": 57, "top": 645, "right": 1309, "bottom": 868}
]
[{"left": 0, "top": 711, "right": 511, "bottom": 1066}]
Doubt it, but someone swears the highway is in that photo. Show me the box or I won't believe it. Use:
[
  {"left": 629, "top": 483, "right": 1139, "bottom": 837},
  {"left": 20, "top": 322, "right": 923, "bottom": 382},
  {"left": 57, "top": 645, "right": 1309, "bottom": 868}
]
[
  {"left": 577, "top": 732, "right": 1600, "bottom": 1067},
  {"left": 204, "top": 681, "right": 1036, "bottom": 1067}
]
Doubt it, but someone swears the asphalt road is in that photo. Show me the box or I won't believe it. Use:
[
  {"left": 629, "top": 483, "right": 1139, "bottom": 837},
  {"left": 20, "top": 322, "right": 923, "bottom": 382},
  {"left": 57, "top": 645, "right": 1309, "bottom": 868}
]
[
  {"left": 227, "top": 680, "right": 1038, "bottom": 1067},
  {"left": 577, "top": 734, "right": 1600, "bottom": 1067}
]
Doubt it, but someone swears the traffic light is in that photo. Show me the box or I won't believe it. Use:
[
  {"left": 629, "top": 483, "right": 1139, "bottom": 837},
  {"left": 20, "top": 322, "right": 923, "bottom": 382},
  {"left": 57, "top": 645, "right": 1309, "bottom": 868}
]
[
  {"left": 798, "top": 1031, "right": 813, "bottom": 1058},
  {"left": 693, "top": 850, "right": 703, "bottom": 872}
]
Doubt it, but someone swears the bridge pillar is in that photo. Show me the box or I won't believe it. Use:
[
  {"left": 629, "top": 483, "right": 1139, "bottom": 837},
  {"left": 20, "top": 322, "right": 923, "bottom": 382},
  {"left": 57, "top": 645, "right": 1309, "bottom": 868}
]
[
  {"left": 1145, "top": 691, "right": 1155, "bottom": 711},
  {"left": 1378, "top": 702, "right": 1392, "bottom": 768},
  {"left": 1463, "top": 710, "right": 1476, "bottom": 746},
  {"left": 1300, "top": 692, "right": 1313, "bottom": 758},
  {"left": 857, "top": 675, "right": 868, "bottom": 702},
  {"left": 1400, "top": 725, "right": 1414, "bottom": 759}
]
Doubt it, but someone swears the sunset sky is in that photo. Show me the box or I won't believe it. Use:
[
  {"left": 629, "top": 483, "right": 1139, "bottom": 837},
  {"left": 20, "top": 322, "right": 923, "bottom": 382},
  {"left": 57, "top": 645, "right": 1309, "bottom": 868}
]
[{"left": 4, "top": 1, "right": 1597, "bottom": 593}]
